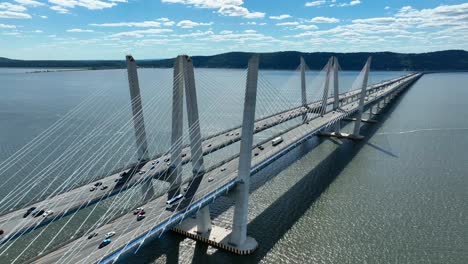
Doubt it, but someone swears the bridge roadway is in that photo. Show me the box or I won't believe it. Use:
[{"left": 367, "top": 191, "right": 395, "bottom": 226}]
[
  {"left": 32, "top": 73, "right": 422, "bottom": 263},
  {"left": 0, "top": 73, "right": 414, "bottom": 245}
]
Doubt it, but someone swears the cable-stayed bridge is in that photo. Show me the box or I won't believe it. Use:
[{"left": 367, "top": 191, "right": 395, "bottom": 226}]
[{"left": 0, "top": 55, "right": 422, "bottom": 263}]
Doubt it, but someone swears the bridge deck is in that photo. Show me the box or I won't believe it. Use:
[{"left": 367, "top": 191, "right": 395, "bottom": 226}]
[
  {"left": 0, "top": 74, "right": 412, "bottom": 244},
  {"left": 32, "top": 73, "right": 422, "bottom": 264}
]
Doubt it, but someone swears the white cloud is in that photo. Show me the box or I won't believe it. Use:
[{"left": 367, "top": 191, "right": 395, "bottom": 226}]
[
  {"left": 48, "top": 0, "right": 126, "bottom": 13},
  {"left": 0, "top": 2, "right": 27, "bottom": 12},
  {"left": 161, "top": 0, "right": 265, "bottom": 19},
  {"left": 352, "top": 17, "right": 395, "bottom": 24},
  {"left": 307, "top": 16, "right": 340, "bottom": 23},
  {"left": 176, "top": 20, "right": 213, "bottom": 28},
  {"left": 0, "top": 2, "right": 32, "bottom": 19},
  {"left": 384, "top": 6, "right": 390, "bottom": 10},
  {"left": 0, "top": 11, "right": 31, "bottom": 19},
  {"left": 110, "top": 28, "right": 173, "bottom": 38},
  {"left": 0, "top": 23, "right": 16, "bottom": 29},
  {"left": 296, "top": 24, "right": 319, "bottom": 30},
  {"left": 305, "top": 1, "right": 326, "bottom": 7},
  {"left": 307, "top": 0, "right": 361, "bottom": 8},
  {"left": 276, "top": 22, "right": 300, "bottom": 26},
  {"left": 50, "top": 5, "right": 69, "bottom": 14},
  {"left": 90, "top": 21, "right": 162, "bottom": 27},
  {"left": 269, "top": 14, "right": 291, "bottom": 20},
  {"left": 34, "top": 29, "right": 43, "bottom": 33},
  {"left": 40, "top": 15, "right": 48, "bottom": 18},
  {"left": 14, "top": 0, "right": 45, "bottom": 7},
  {"left": 67, "top": 28, "right": 94, "bottom": 32}
]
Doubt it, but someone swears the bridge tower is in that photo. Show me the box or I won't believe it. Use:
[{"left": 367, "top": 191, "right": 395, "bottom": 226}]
[
  {"left": 126, "top": 55, "right": 154, "bottom": 200},
  {"left": 332, "top": 56, "right": 341, "bottom": 133},
  {"left": 169, "top": 55, "right": 210, "bottom": 232},
  {"left": 320, "top": 57, "right": 373, "bottom": 140},
  {"left": 300, "top": 57, "right": 307, "bottom": 122},
  {"left": 172, "top": 55, "right": 259, "bottom": 255},
  {"left": 320, "top": 58, "right": 333, "bottom": 116},
  {"left": 229, "top": 55, "right": 260, "bottom": 251},
  {"left": 126, "top": 55, "right": 150, "bottom": 162}
]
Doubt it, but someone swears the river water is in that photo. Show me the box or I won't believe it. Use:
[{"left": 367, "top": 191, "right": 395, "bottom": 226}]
[{"left": 0, "top": 69, "right": 466, "bottom": 263}]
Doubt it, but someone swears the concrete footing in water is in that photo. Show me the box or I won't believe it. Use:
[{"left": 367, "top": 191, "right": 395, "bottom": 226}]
[
  {"left": 172, "top": 217, "right": 258, "bottom": 255},
  {"left": 343, "top": 117, "right": 378, "bottom": 124},
  {"left": 319, "top": 132, "right": 365, "bottom": 140}
]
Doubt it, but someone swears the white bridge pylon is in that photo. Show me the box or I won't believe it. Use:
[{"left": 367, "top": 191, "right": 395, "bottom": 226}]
[{"left": 319, "top": 56, "right": 374, "bottom": 140}]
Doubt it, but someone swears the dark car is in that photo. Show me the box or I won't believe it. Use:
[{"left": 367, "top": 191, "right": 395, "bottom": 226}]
[
  {"left": 98, "top": 238, "right": 111, "bottom": 248},
  {"left": 32, "top": 209, "right": 44, "bottom": 217},
  {"left": 94, "top": 182, "right": 103, "bottom": 187},
  {"left": 87, "top": 232, "right": 98, "bottom": 239},
  {"left": 100, "top": 185, "right": 108, "bottom": 190},
  {"left": 23, "top": 207, "right": 37, "bottom": 218}
]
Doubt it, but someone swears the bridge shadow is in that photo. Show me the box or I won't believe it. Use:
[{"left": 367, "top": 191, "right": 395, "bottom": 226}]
[{"left": 117, "top": 89, "right": 407, "bottom": 264}]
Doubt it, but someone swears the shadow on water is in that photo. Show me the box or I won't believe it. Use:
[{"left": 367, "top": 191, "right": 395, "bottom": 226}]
[
  {"left": 366, "top": 142, "right": 399, "bottom": 158},
  {"left": 117, "top": 88, "right": 408, "bottom": 264}
]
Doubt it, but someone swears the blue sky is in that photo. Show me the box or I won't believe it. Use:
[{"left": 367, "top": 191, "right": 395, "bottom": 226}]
[{"left": 0, "top": 0, "right": 467, "bottom": 59}]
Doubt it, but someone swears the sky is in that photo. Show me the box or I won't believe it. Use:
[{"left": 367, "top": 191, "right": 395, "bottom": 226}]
[{"left": 0, "top": 0, "right": 467, "bottom": 59}]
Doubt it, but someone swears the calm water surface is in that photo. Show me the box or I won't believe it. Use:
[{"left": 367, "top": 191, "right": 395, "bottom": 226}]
[{"left": 0, "top": 69, "right": 466, "bottom": 263}]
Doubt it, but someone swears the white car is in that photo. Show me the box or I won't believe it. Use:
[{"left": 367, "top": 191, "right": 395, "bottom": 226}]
[
  {"left": 42, "top": 210, "right": 53, "bottom": 217},
  {"left": 105, "top": 231, "right": 116, "bottom": 239}
]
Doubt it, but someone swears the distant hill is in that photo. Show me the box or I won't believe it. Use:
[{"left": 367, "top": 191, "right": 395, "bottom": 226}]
[{"left": 1, "top": 50, "right": 467, "bottom": 71}]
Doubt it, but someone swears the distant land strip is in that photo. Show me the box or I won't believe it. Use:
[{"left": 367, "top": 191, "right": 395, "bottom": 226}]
[{"left": 1, "top": 50, "right": 468, "bottom": 71}]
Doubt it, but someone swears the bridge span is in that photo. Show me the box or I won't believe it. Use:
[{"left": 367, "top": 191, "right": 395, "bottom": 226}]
[
  {"left": 0, "top": 69, "right": 413, "bottom": 244},
  {"left": 31, "top": 63, "right": 421, "bottom": 262},
  {"left": 0, "top": 55, "right": 423, "bottom": 264}
]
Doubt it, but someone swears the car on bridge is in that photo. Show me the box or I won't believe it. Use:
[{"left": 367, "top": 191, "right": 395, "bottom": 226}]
[
  {"left": 32, "top": 209, "right": 44, "bottom": 217},
  {"left": 23, "top": 207, "right": 36, "bottom": 218},
  {"left": 99, "top": 238, "right": 111, "bottom": 248},
  {"left": 87, "top": 232, "right": 98, "bottom": 239},
  {"left": 272, "top": 136, "right": 283, "bottom": 146},
  {"left": 133, "top": 207, "right": 144, "bottom": 215},
  {"left": 137, "top": 214, "right": 145, "bottom": 221},
  {"left": 105, "top": 231, "right": 115, "bottom": 239},
  {"left": 42, "top": 210, "right": 53, "bottom": 218},
  {"left": 166, "top": 194, "right": 183, "bottom": 209}
]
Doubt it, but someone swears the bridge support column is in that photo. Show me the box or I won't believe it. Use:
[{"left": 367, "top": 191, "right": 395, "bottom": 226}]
[
  {"left": 126, "top": 55, "right": 153, "bottom": 197},
  {"left": 168, "top": 56, "right": 184, "bottom": 198},
  {"left": 126, "top": 55, "right": 150, "bottom": 162},
  {"left": 332, "top": 56, "right": 341, "bottom": 133},
  {"left": 168, "top": 55, "right": 211, "bottom": 232},
  {"left": 300, "top": 57, "right": 307, "bottom": 123},
  {"left": 183, "top": 56, "right": 211, "bottom": 232},
  {"left": 369, "top": 104, "right": 376, "bottom": 119},
  {"left": 351, "top": 57, "right": 372, "bottom": 138},
  {"left": 229, "top": 55, "right": 259, "bottom": 252},
  {"left": 320, "top": 58, "right": 332, "bottom": 116}
]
